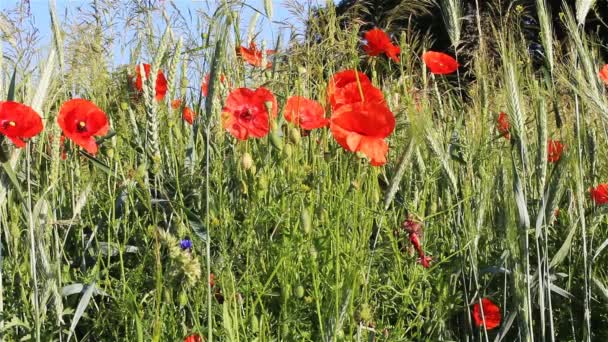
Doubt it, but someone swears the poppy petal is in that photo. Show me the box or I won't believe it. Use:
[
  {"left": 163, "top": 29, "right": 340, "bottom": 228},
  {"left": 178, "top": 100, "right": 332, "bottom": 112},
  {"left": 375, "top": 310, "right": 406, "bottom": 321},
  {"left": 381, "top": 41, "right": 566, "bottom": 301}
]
[{"left": 422, "top": 51, "right": 459, "bottom": 75}]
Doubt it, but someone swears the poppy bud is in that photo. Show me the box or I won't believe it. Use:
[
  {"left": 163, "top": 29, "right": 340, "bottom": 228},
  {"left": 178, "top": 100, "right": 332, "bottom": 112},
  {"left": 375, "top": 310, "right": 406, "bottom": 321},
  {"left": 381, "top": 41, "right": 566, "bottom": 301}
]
[
  {"left": 301, "top": 208, "right": 312, "bottom": 234},
  {"left": 241, "top": 152, "right": 254, "bottom": 170},
  {"left": 309, "top": 246, "right": 318, "bottom": 260},
  {"left": 289, "top": 127, "right": 301, "bottom": 145},
  {"left": 250, "top": 315, "right": 259, "bottom": 333},
  {"left": 270, "top": 130, "right": 283, "bottom": 150},
  {"left": 358, "top": 304, "right": 372, "bottom": 322},
  {"left": 120, "top": 102, "right": 129, "bottom": 110},
  {"left": 335, "top": 329, "right": 345, "bottom": 340},
  {"left": 179, "top": 290, "right": 188, "bottom": 307},
  {"left": 294, "top": 285, "right": 305, "bottom": 298},
  {"left": 281, "top": 324, "right": 290, "bottom": 338},
  {"left": 282, "top": 143, "right": 293, "bottom": 158},
  {"left": 281, "top": 284, "right": 291, "bottom": 301},
  {"left": 258, "top": 174, "right": 269, "bottom": 191}
]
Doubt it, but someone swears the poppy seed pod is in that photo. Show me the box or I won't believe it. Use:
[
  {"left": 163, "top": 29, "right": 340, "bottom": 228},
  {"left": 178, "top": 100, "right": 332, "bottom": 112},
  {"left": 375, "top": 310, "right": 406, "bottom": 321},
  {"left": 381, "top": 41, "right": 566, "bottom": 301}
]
[{"left": 250, "top": 315, "right": 259, "bottom": 333}]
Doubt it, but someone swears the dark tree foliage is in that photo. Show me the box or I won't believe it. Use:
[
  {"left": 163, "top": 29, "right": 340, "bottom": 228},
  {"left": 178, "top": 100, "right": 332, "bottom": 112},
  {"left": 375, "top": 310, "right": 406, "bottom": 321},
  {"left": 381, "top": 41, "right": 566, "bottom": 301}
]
[{"left": 309, "top": 0, "right": 608, "bottom": 72}]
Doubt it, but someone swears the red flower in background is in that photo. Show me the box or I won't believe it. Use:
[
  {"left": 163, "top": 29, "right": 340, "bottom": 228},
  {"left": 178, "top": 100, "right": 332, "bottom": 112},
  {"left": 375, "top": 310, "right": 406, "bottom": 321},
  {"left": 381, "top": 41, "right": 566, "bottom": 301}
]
[
  {"left": 422, "top": 51, "right": 459, "bottom": 75},
  {"left": 472, "top": 298, "right": 502, "bottom": 330},
  {"left": 0, "top": 101, "right": 43, "bottom": 148},
  {"left": 134, "top": 63, "right": 168, "bottom": 101},
  {"left": 184, "top": 334, "right": 203, "bottom": 342},
  {"left": 547, "top": 139, "right": 564, "bottom": 163},
  {"left": 201, "top": 73, "right": 227, "bottom": 97},
  {"left": 171, "top": 99, "right": 196, "bottom": 125},
  {"left": 57, "top": 99, "right": 109, "bottom": 155},
  {"left": 209, "top": 273, "right": 216, "bottom": 288},
  {"left": 171, "top": 99, "right": 182, "bottom": 109},
  {"left": 221, "top": 87, "right": 277, "bottom": 140},
  {"left": 496, "top": 112, "right": 510, "bottom": 140},
  {"left": 599, "top": 64, "right": 608, "bottom": 85},
  {"left": 330, "top": 101, "right": 395, "bottom": 166},
  {"left": 284, "top": 96, "right": 328, "bottom": 130},
  {"left": 236, "top": 42, "right": 275, "bottom": 68},
  {"left": 363, "top": 28, "right": 400, "bottom": 63},
  {"left": 327, "top": 70, "right": 385, "bottom": 111},
  {"left": 183, "top": 107, "right": 196, "bottom": 125},
  {"left": 591, "top": 184, "right": 608, "bottom": 205}
]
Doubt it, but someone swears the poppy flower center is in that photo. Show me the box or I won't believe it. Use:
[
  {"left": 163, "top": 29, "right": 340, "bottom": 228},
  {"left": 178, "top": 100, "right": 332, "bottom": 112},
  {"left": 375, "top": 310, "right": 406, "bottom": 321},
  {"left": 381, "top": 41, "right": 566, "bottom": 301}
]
[
  {"left": 77, "top": 121, "right": 87, "bottom": 132},
  {"left": 238, "top": 108, "right": 254, "bottom": 122},
  {"left": 1, "top": 120, "right": 16, "bottom": 129}
]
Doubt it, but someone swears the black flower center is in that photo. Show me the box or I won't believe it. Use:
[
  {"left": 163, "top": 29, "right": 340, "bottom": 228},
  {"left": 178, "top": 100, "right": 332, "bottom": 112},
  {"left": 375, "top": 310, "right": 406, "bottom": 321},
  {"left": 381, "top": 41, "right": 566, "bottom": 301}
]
[
  {"left": 77, "top": 121, "right": 87, "bottom": 132},
  {"left": 1, "top": 120, "right": 16, "bottom": 129},
  {"left": 238, "top": 109, "right": 254, "bottom": 121}
]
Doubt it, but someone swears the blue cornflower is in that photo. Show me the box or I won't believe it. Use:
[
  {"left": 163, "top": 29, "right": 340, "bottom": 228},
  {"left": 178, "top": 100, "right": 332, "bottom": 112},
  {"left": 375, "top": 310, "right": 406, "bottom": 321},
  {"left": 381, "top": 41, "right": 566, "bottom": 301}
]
[{"left": 180, "top": 239, "right": 193, "bottom": 251}]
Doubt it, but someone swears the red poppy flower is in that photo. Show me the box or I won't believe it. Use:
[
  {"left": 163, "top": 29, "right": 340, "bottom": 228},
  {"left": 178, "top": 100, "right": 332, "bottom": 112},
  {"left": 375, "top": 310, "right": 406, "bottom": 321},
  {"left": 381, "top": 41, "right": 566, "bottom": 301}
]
[
  {"left": 363, "top": 28, "right": 400, "bottom": 63},
  {"left": 472, "top": 298, "right": 501, "bottom": 330},
  {"left": 599, "top": 64, "right": 608, "bottom": 85},
  {"left": 184, "top": 334, "right": 202, "bottom": 342},
  {"left": 330, "top": 101, "right": 395, "bottom": 166},
  {"left": 171, "top": 99, "right": 182, "bottom": 109},
  {"left": 134, "top": 63, "right": 168, "bottom": 101},
  {"left": 57, "top": 99, "right": 109, "bottom": 155},
  {"left": 591, "top": 184, "right": 608, "bottom": 205},
  {"left": 183, "top": 107, "right": 195, "bottom": 125},
  {"left": 172, "top": 99, "right": 196, "bottom": 125},
  {"left": 422, "top": 51, "right": 459, "bottom": 75},
  {"left": 496, "top": 112, "right": 510, "bottom": 140},
  {"left": 327, "top": 70, "right": 385, "bottom": 111},
  {"left": 209, "top": 273, "right": 216, "bottom": 288},
  {"left": 221, "top": 87, "right": 277, "bottom": 140},
  {"left": 0, "top": 101, "right": 43, "bottom": 148},
  {"left": 235, "top": 42, "right": 275, "bottom": 68},
  {"left": 547, "top": 139, "right": 564, "bottom": 163},
  {"left": 284, "top": 96, "right": 329, "bottom": 130},
  {"left": 201, "top": 74, "right": 227, "bottom": 97}
]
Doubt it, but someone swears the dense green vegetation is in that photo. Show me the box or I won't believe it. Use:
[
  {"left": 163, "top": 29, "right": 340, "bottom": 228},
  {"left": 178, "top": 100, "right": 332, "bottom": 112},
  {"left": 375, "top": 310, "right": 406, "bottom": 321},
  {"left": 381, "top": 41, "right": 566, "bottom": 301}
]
[{"left": 1, "top": 1, "right": 607, "bottom": 341}]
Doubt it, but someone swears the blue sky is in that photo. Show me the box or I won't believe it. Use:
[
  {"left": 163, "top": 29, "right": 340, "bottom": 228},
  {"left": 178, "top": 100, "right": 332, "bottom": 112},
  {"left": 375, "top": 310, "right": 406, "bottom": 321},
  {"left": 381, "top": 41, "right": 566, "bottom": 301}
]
[{"left": 1, "top": 0, "right": 321, "bottom": 66}]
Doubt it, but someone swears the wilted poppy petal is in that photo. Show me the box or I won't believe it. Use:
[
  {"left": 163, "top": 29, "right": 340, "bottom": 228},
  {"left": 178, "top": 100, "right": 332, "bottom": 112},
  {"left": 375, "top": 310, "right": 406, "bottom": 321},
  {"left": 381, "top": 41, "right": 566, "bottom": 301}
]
[{"left": 422, "top": 51, "right": 459, "bottom": 75}]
